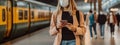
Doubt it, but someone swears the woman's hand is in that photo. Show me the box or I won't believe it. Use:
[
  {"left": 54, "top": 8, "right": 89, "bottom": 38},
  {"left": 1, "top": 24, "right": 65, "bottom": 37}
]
[
  {"left": 57, "top": 20, "right": 68, "bottom": 29},
  {"left": 66, "top": 23, "right": 76, "bottom": 32}
]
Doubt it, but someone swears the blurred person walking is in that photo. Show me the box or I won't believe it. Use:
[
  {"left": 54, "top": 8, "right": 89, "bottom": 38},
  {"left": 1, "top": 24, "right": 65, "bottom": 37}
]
[
  {"left": 108, "top": 12, "right": 117, "bottom": 37},
  {"left": 86, "top": 10, "right": 97, "bottom": 39},
  {"left": 116, "top": 13, "right": 120, "bottom": 30},
  {"left": 97, "top": 11, "right": 107, "bottom": 39}
]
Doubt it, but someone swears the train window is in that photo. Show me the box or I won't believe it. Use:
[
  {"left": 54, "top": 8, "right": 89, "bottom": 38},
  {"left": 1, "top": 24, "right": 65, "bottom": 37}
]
[
  {"left": 30, "top": 3, "right": 49, "bottom": 10},
  {"left": 30, "top": 4, "right": 36, "bottom": 9},
  {"left": 2, "top": 9, "right": 6, "bottom": 22},
  {"left": 41, "top": 12, "right": 44, "bottom": 18},
  {"left": 17, "top": 1, "right": 28, "bottom": 8},
  {"left": 19, "top": 10, "right": 23, "bottom": 20},
  {"left": 38, "top": 13, "right": 41, "bottom": 18},
  {"left": 24, "top": 10, "right": 28, "bottom": 20},
  {"left": 31, "top": 11, "right": 34, "bottom": 19},
  {"left": 0, "top": 1, "right": 7, "bottom": 6}
]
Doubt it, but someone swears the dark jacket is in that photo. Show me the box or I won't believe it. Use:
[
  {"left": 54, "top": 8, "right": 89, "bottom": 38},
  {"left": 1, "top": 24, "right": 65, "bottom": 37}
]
[
  {"left": 116, "top": 13, "right": 120, "bottom": 22},
  {"left": 97, "top": 14, "right": 107, "bottom": 25}
]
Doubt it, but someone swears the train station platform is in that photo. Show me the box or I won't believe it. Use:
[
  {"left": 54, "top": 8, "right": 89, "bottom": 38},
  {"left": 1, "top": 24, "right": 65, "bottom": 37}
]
[
  {"left": 1, "top": 23, "right": 120, "bottom": 45},
  {"left": 1, "top": 27, "right": 54, "bottom": 45}
]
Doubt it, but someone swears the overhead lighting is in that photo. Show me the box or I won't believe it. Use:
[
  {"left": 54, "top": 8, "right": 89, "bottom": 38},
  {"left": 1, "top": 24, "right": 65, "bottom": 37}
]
[{"left": 110, "top": 8, "right": 119, "bottom": 11}]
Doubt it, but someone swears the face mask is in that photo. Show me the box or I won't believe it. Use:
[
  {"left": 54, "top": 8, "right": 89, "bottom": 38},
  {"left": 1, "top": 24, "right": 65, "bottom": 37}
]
[
  {"left": 100, "top": 12, "right": 103, "bottom": 14},
  {"left": 110, "top": 13, "right": 112, "bottom": 15},
  {"left": 59, "top": 0, "right": 69, "bottom": 7}
]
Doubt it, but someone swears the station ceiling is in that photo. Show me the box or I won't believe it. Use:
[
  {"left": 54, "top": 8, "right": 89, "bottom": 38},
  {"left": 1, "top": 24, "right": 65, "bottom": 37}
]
[
  {"left": 111, "top": 3, "right": 120, "bottom": 8},
  {"left": 34, "top": 0, "right": 91, "bottom": 12},
  {"left": 35, "top": 0, "right": 85, "bottom": 6},
  {"left": 34, "top": 0, "right": 120, "bottom": 12}
]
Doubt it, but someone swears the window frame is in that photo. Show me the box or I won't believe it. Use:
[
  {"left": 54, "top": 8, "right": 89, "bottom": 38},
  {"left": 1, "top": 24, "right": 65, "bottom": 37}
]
[
  {"left": 38, "top": 12, "right": 41, "bottom": 18},
  {"left": 18, "top": 10, "right": 24, "bottom": 20},
  {"left": 31, "top": 11, "right": 34, "bottom": 19},
  {"left": 2, "top": 9, "right": 6, "bottom": 22},
  {"left": 24, "top": 10, "right": 28, "bottom": 20}
]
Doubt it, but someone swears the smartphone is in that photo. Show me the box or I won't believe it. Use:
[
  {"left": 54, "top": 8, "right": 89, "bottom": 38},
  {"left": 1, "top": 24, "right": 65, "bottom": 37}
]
[{"left": 60, "top": 20, "right": 68, "bottom": 25}]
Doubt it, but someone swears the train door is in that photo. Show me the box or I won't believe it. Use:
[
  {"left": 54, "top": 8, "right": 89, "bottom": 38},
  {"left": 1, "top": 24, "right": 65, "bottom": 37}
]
[
  {"left": 0, "top": 0, "right": 12, "bottom": 42},
  {"left": 27, "top": 3, "right": 31, "bottom": 33},
  {"left": 29, "top": 4, "right": 39, "bottom": 32},
  {"left": 0, "top": 0, "right": 7, "bottom": 42},
  {"left": 10, "top": 1, "right": 30, "bottom": 38},
  {"left": 5, "top": 0, "right": 12, "bottom": 38}
]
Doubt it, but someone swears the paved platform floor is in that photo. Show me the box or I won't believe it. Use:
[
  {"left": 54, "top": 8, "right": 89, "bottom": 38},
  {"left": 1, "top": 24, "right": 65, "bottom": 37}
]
[
  {"left": 1, "top": 27, "right": 54, "bottom": 45},
  {"left": 1, "top": 23, "right": 120, "bottom": 45}
]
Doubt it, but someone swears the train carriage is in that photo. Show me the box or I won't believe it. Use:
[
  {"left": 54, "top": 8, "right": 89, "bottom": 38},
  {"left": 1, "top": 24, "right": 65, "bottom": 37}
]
[{"left": 0, "top": 0, "right": 52, "bottom": 43}]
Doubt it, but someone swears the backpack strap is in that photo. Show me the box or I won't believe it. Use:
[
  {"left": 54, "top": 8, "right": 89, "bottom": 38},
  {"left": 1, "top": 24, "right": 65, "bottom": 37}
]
[
  {"left": 76, "top": 11, "right": 85, "bottom": 45},
  {"left": 76, "top": 10, "right": 80, "bottom": 27}
]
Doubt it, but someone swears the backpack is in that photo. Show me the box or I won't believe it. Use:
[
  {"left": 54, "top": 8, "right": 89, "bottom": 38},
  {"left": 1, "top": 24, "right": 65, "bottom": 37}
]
[{"left": 76, "top": 11, "right": 85, "bottom": 45}]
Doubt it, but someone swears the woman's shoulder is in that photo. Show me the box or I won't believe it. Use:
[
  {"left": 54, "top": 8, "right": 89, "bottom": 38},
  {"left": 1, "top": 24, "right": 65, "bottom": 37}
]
[{"left": 77, "top": 10, "right": 83, "bottom": 14}]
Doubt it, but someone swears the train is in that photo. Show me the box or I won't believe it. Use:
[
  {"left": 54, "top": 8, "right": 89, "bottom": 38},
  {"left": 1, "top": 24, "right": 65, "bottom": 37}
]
[{"left": 0, "top": 0, "right": 52, "bottom": 43}]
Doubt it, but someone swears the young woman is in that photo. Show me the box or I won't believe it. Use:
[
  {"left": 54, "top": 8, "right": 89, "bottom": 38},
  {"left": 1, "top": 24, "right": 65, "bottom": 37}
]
[
  {"left": 108, "top": 12, "right": 117, "bottom": 37},
  {"left": 49, "top": 0, "right": 86, "bottom": 45}
]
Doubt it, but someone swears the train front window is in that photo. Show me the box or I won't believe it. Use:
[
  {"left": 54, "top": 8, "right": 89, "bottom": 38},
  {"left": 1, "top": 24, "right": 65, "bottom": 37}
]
[
  {"left": 2, "top": 9, "right": 6, "bottom": 22},
  {"left": 24, "top": 10, "right": 28, "bottom": 20},
  {"left": 19, "top": 10, "right": 23, "bottom": 20}
]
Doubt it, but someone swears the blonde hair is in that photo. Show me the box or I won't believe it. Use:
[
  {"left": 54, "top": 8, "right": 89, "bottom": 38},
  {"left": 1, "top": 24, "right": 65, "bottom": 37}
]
[{"left": 55, "top": 0, "right": 78, "bottom": 15}]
